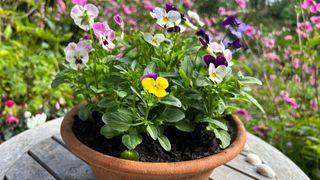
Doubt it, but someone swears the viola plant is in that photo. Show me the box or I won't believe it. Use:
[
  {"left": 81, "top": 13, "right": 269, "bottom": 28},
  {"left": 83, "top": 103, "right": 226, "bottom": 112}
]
[{"left": 53, "top": 3, "right": 264, "bottom": 160}]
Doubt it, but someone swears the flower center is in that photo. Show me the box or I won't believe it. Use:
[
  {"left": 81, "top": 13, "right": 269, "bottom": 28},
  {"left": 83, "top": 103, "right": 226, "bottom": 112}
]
[
  {"left": 151, "top": 38, "right": 158, "bottom": 45},
  {"left": 163, "top": 16, "right": 170, "bottom": 23},
  {"left": 75, "top": 56, "right": 83, "bottom": 64},
  {"left": 102, "top": 36, "right": 109, "bottom": 46},
  {"left": 211, "top": 72, "right": 217, "bottom": 79}
]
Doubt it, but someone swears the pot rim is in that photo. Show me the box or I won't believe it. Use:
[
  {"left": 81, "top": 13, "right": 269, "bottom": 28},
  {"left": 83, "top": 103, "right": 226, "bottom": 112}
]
[{"left": 61, "top": 102, "right": 247, "bottom": 176}]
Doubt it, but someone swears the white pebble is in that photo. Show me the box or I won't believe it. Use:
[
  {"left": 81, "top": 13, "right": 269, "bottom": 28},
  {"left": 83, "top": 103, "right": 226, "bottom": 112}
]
[
  {"left": 256, "top": 164, "right": 276, "bottom": 178},
  {"left": 246, "top": 153, "right": 262, "bottom": 165},
  {"left": 243, "top": 143, "right": 251, "bottom": 152}
]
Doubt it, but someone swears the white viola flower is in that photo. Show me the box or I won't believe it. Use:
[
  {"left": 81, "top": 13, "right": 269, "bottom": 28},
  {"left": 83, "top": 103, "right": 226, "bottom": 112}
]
[
  {"left": 26, "top": 113, "right": 47, "bottom": 129},
  {"left": 152, "top": 7, "right": 181, "bottom": 28},
  {"left": 24, "top": 111, "right": 32, "bottom": 119},
  {"left": 143, "top": 33, "right": 165, "bottom": 47},
  {"left": 208, "top": 63, "right": 227, "bottom": 84},
  {"left": 208, "top": 42, "right": 232, "bottom": 63},
  {"left": 184, "top": 17, "right": 198, "bottom": 30},
  {"left": 187, "top": 10, "right": 204, "bottom": 27},
  {"left": 64, "top": 40, "right": 92, "bottom": 70},
  {"left": 71, "top": 4, "right": 99, "bottom": 31}
]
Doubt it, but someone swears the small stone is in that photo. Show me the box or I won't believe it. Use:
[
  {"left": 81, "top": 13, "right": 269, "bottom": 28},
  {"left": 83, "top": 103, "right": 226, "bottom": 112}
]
[
  {"left": 243, "top": 143, "right": 251, "bottom": 152},
  {"left": 246, "top": 153, "right": 262, "bottom": 165},
  {"left": 256, "top": 164, "right": 276, "bottom": 178}
]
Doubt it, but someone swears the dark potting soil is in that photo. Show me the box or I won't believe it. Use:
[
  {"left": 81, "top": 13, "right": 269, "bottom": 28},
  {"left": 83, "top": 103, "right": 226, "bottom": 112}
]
[{"left": 73, "top": 112, "right": 236, "bottom": 162}]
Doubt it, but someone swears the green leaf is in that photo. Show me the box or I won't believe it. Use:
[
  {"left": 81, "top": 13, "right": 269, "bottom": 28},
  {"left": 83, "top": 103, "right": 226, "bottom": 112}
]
[
  {"left": 146, "top": 124, "right": 158, "bottom": 140},
  {"left": 178, "top": 68, "right": 191, "bottom": 87},
  {"left": 130, "top": 86, "right": 145, "bottom": 103},
  {"left": 213, "top": 129, "right": 231, "bottom": 149},
  {"left": 114, "top": 90, "right": 127, "bottom": 98},
  {"left": 158, "top": 135, "right": 171, "bottom": 151},
  {"left": 217, "top": 97, "right": 226, "bottom": 114},
  {"left": 102, "top": 111, "right": 132, "bottom": 132},
  {"left": 243, "top": 92, "right": 265, "bottom": 113},
  {"left": 90, "top": 86, "right": 104, "bottom": 93},
  {"left": 175, "top": 120, "right": 194, "bottom": 132},
  {"left": 4, "top": 25, "right": 12, "bottom": 39},
  {"left": 162, "top": 107, "right": 185, "bottom": 122},
  {"left": 122, "top": 134, "right": 143, "bottom": 150},
  {"left": 160, "top": 95, "right": 182, "bottom": 108},
  {"left": 211, "top": 120, "right": 228, "bottom": 131},
  {"left": 195, "top": 76, "right": 210, "bottom": 87},
  {"left": 121, "top": 150, "right": 139, "bottom": 161},
  {"left": 100, "top": 124, "right": 121, "bottom": 139},
  {"left": 159, "top": 72, "right": 179, "bottom": 78},
  {"left": 79, "top": 106, "right": 90, "bottom": 120},
  {"left": 184, "top": 89, "right": 202, "bottom": 100},
  {"left": 143, "top": 62, "right": 156, "bottom": 74},
  {"left": 97, "top": 98, "right": 117, "bottom": 109},
  {"left": 239, "top": 76, "right": 262, "bottom": 85},
  {"left": 181, "top": 57, "right": 192, "bottom": 76}
]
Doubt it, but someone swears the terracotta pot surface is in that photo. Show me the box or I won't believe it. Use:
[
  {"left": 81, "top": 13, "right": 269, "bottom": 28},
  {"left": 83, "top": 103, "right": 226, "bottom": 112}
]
[{"left": 61, "top": 103, "right": 247, "bottom": 180}]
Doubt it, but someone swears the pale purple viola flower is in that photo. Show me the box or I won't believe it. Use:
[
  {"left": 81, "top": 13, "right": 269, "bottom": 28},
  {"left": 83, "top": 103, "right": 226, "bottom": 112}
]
[
  {"left": 236, "top": 109, "right": 251, "bottom": 121},
  {"left": 71, "top": 4, "right": 99, "bottom": 31},
  {"left": 310, "top": 99, "right": 318, "bottom": 111},
  {"left": 114, "top": 14, "right": 124, "bottom": 27},
  {"left": 151, "top": 7, "right": 181, "bottom": 28},
  {"left": 310, "top": 16, "right": 320, "bottom": 28},
  {"left": 229, "top": 22, "right": 247, "bottom": 38},
  {"left": 140, "top": 73, "right": 158, "bottom": 80},
  {"left": 92, "top": 22, "right": 116, "bottom": 51},
  {"left": 64, "top": 40, "right": 92, "bottom": 70},
  {"left": 253, "top": 125, "right": 272, "bottom": 136},
  {"left": 292, "top": 58, "right": 300, "bottom": 69},
  {"left": 303, "top": 0, "right": 320, "bottom": 13},
  {"left": 71, "top": 0, "right": 87, "bottom": 6}
]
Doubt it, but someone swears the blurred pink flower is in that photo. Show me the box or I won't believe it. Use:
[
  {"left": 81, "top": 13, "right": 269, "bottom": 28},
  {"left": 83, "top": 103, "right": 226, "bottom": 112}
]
[
  {"left": 280, "top": 91, "right": 299, "bottom": 109},
  {"left": 292, "top": 58, "right": 300, "bottom": 69},
  {"left": 235, "top": 0, "right": 246, "bottom": 9},
  {"left": 58, "top": 0, "right": 66, "bottom": 13},
  {"left": 309, "top": 77, "right": 317, "bottom": 86},
  {"left": 303, "top": 64, "right": 312, "bottom": 74},
  {"left": 55, "top": 102, "right": 61, "bottom": 110},
  {"left": 303, "top": 0, "right": 320, "bottom": 13},
  {"left": 122, "top": 4, "right": 136, "bottom": 15},
  {"left": 236, "top": 109, "right": 251, "bottom": 120},
  {"left": 264, "top": 38, "right": 275, "bottom": 49},
  {"left": 253, "top": 125, "right": 272, "bottom": 136},
  {"left": 245, "top": 25, "right": 256, "bottom": 37},
  {"left": 283, "top": 48, "right": 291, "bottom": 60},
  {"left": 218, "top": 7, "right": 236, "bottom": 17},
  {"left": 297, "top": 21, "right": 312, "bottom": 38},
  {"left": 264, "top": 52, "right": 280, "bottom": 60},
  {"left": 284, "top": 35, "right": 293, "bottom": 40},
  {"left": 4, "top": 100, "right": 15, "bottom": 108},
  {"left": 270, "top": 74, "right": 277, "bottom": 80},
  {"left": 6, "top": 115, "right": 19, "bottom": 124},
  {"left": 72, "top": 0, "right": 87, "bottom": 6},
  {"left": 204, "top": 17, "right": 212, "bottom": 27},
  {"left": 183, "top": 0, "right": 193, "bottom": 7},
  {"left": 310, "top": 99, "right": 318, "bottom": 111},
  {"left": 292, "top": 74, "right": 301, "bottom": 82},
  {"left": 310, "top": 16, "right": 320, "bottom": 28},
  {"left": 143, "top": 0, "right": 155, "bottom": 11},
  {"left": 280, "top": 90, "right": 290, "bottom": 99}
]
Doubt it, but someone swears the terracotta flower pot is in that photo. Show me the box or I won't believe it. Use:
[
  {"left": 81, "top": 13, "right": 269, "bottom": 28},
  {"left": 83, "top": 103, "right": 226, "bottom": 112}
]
[{"left": 61, "top": 103, "right": 247, "bottom": 180}]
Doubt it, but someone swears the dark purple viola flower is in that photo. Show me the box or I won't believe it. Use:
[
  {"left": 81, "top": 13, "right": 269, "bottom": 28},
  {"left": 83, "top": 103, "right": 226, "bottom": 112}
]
[
  {"left": 196, "top": 29, "right": 210, "bottom": 47},
  {"left": 165, "top": 4, "right": 178, "bottom": 12},
  {"left": 203, "top": 54, "right": 228, "bottom": 67},
  {"left": 222, "top": 16, "right": 239, "bottom": 27},
  {"left": 225, "top": 38, "right": 245, "bottom": 49},
  {"left": 140, "top": 73, "right": 158, "bottom": 80},
  {"left": 253, "top": 125, "right": 272, "bottom": 137},
  {"left": 167, "top": 26, "right": 181, "bottom": 33}
]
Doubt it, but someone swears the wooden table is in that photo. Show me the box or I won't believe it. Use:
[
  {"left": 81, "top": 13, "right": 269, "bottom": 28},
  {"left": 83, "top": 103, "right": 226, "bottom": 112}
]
[{"left": 0, "top": 118, "right": 309, "bottom": 180}]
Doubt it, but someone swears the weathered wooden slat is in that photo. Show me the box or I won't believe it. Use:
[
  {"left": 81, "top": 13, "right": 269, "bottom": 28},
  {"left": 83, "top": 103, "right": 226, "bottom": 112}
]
[
  {"left": 210, "top": 165, "right": 256, "bottom": 180},
  {"left": 0, "top": 118, "right": 63, "bottom": 177},
  {"left": 29, "top": 138, "right": 95, "bottom": 180},
  {"left": 5, "top": 153, "right": 55, "bottom": 180},
  {"left": 226, "top": 154, "right": 272, "bottom": 180},
  {"left": 246, "top": 133, "right": 310, "bottom": 180}
]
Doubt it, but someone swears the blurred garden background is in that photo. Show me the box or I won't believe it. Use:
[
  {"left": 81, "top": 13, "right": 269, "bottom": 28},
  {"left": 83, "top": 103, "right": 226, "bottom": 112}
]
[{"left": 0, "top": 0, "right": 319, "bottom": 178}]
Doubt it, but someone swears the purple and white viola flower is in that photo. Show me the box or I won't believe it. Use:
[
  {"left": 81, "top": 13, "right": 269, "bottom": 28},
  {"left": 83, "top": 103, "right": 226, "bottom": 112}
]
[
  {"left": 64, "top": 40, "right": 92, "bottom": 70},
  {"left": 187, "top": 10, "right": 204, "bottom": 27},
  {"left": 92, "top": 22, "right": 116, "bottom": 51},
  {"left": 208, "top": 63, "right": 227, "bottom": 84},
  {"left": 143, "top": 33, "right": 165, "bottom": 47},
  {"left": 114, "top": 14, "right": 124, "bottom": 39},
  {"left": 71, "top": 4, "right": 98, "bottom": 31},
  {"left": 151, "top": 7, "right": 181, "bottom": 28},
  {"left": 229, "top": 22, "right": 247, "bottom": 38},
  {"left": 208, "top": 42, "right": 233, "bottom": 63},
  {"left": 203, "top": 54, "right": 228, "bottom": 67}
]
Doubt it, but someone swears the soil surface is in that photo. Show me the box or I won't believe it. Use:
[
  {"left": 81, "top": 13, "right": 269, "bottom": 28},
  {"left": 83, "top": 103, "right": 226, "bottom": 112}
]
[{"left": 73, "top": 112, "right": 236, "bottom": 162}]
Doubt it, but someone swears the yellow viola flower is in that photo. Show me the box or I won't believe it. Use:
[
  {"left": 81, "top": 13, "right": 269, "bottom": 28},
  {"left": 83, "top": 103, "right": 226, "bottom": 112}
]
[{"left": 141, "top": 77, "right": 169, "bottom": 98}]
